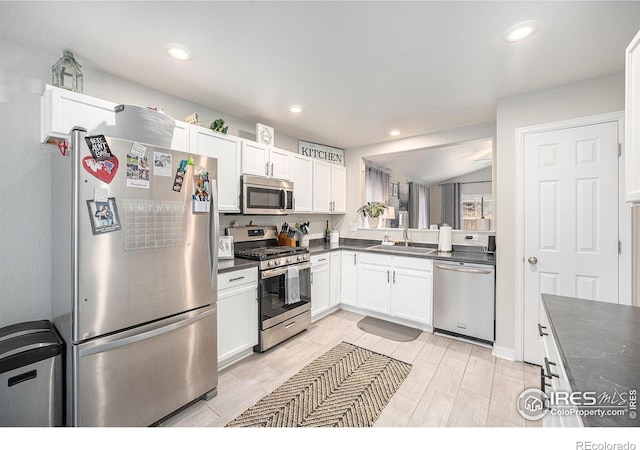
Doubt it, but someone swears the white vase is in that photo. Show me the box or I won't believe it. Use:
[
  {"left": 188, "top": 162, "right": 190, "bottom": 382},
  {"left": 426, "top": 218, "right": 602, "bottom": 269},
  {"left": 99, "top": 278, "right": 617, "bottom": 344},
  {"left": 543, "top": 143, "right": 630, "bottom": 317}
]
[{"left": 367, "top": 217, "right": 379, "bottom": 228}]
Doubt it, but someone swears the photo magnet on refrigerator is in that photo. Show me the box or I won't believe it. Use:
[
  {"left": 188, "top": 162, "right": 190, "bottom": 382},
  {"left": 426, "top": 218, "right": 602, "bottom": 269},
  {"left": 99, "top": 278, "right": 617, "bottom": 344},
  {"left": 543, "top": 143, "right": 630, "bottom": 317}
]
[
  {"left": 87, "top": 197, "right": 122, "bottom": 235},
  {"left": 82, "top": 155, "right": 119, "bottom": 183}
]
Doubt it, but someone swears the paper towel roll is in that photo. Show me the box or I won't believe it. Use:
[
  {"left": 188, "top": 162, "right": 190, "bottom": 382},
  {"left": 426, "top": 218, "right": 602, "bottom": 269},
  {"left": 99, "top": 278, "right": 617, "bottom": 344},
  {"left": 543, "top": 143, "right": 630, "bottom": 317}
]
[
  {"left": 476, "top": 218, "right": 491, "bottom": 231},
  {"left": 438, "top": 226, "right": 452, "bottom": 252},
  {"left": 330, "top": 231, "right": 339, "bottom": 244}
]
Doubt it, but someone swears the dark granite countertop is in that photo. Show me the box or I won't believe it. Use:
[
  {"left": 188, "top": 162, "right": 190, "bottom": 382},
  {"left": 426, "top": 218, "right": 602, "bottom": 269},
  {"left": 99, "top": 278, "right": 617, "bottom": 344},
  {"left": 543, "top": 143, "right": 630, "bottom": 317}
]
[
  {"left": 308, "top": 238, "right": 496, "bottom": 265},
  {"left": 217, "top": 258, "right": 259, "bottom": 274},
  {"left": 541, "top": 294, "right": 640, "bottom": 427}
]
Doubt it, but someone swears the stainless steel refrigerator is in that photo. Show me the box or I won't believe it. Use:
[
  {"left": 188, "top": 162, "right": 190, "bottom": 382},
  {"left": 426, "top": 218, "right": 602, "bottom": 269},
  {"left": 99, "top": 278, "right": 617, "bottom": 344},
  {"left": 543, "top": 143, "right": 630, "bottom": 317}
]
[{"left": 52, "top": 128, "right": 219, "bottom": 426}]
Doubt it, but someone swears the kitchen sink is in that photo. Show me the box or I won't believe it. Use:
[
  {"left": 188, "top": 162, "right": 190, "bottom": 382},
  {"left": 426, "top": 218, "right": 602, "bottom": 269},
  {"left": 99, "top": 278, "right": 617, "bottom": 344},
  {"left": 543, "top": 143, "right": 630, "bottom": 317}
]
[{"left": 367, "top": 244, "right": 437, "bottom": 255}]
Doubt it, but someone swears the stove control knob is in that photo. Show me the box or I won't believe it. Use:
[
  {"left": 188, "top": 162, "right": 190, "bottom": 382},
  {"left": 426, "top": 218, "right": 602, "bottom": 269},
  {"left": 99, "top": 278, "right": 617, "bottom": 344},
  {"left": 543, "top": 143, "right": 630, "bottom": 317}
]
[{"left": 285, "top": 258, "right": 291, "bottom": 264}]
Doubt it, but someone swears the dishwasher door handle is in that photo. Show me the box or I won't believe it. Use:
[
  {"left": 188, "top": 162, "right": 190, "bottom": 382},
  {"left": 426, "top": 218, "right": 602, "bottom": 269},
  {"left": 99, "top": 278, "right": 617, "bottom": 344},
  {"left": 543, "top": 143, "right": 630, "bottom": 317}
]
[{"left": 435, "top": 264, "right": 493, "bottom": 275}]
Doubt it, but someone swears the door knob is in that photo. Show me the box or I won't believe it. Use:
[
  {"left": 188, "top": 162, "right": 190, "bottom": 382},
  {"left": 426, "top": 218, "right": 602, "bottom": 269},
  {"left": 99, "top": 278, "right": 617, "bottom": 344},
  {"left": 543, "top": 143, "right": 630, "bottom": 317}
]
[{"left": 528, "top": 256, "right": 538, "bottom": 265}]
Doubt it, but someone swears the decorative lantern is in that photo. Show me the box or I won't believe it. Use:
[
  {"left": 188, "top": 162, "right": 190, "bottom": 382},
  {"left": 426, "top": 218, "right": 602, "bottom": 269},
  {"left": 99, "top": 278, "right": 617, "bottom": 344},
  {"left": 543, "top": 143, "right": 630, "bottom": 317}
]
[{"left": 51, "top": 50, "right": 83, "bottom": 93}]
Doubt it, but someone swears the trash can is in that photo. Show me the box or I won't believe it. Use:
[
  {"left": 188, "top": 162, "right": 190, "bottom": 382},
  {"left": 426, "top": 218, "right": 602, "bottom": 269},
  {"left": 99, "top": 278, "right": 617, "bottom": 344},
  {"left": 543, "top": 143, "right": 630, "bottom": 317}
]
[{"left": 0, "top": 320, "right": 64, "bottom": 427}]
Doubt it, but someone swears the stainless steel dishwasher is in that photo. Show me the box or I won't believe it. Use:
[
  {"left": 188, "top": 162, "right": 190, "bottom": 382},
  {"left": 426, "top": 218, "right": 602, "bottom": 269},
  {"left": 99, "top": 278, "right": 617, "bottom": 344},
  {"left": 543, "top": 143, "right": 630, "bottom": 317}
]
[{"left": 433, "top": 261, "right": 495, "bottom": 344}]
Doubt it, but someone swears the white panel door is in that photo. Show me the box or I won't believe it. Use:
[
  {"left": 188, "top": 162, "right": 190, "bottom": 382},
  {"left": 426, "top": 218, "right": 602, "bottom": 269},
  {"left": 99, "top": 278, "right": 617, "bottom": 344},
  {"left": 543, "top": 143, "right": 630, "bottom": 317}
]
[
  {"left": 331, "top": 165, "right": 347, "bottom": 213},
  {"left": 269, "top": 147, "right": 291, "bottom": 180},
  {"left": 523, "top": 121, "right": 620, "bottom": 364}
]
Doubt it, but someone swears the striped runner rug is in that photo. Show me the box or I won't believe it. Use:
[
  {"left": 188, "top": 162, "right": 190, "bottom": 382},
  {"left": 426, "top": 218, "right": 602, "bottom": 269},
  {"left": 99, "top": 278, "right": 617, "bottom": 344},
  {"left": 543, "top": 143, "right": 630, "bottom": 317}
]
[{"left": 225, "top": 342, "right": 412, "bottom": 427}]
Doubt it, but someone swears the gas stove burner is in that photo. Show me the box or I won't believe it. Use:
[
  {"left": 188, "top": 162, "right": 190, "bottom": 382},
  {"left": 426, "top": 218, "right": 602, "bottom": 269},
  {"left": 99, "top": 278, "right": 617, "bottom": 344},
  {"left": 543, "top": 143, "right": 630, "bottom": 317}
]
[{"left": 235, "top": 246, "right": 309, "bottom": 261}]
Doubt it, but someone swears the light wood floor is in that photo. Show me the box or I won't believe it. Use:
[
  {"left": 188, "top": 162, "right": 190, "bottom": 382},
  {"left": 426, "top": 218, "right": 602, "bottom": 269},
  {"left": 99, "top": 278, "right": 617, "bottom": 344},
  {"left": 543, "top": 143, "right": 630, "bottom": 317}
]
[{"left": 159, "top": 309, "right": 542, "bottom": 428}]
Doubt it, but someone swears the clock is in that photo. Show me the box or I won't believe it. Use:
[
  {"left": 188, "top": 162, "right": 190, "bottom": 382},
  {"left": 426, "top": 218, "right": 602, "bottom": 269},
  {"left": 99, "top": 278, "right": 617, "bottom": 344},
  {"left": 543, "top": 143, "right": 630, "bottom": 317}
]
[{"left": 256, "top": 123, "right": 274, "bottom": 146}]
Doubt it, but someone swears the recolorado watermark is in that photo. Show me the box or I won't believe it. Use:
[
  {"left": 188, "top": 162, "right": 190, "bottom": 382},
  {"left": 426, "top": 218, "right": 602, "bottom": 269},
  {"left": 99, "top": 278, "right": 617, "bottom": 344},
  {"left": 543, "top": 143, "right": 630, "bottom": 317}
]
[
  {"left": 516, "top": 387, "right": 637, "bottom": 421},
  {"left": 576, "top": 442, "right": 636, "bottom": 450}
]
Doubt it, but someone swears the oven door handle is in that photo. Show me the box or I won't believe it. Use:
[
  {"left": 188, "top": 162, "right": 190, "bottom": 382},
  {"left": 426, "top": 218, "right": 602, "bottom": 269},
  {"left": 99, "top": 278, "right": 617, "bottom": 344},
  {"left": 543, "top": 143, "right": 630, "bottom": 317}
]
[{"left": 262, "top": 262, "right": 312, "bottom": 279}]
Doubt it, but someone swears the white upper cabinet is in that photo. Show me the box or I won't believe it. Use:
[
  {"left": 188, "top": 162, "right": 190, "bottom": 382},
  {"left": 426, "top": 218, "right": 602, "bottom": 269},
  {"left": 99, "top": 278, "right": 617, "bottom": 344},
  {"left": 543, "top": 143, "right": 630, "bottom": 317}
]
[
  {"left": 190, "top": 127, "right": 242, "bottom": 212},
  {"left": 290, "top": 153, "right": 314, "bottom": 212},
  {"left": 241, "top": 140, "right": 291, "bottom": 180},
  {"left": 312, "top": 160, "right": 346, "bottom": 214},
  {"left": 626, "top": 29, "right": 640, "bottom": 204},
  {"left": 171, "top": 120, "right": 191, "bottom": 152},
  {"left": 41, "top": 84, "right": 116, "bottom": 143}
]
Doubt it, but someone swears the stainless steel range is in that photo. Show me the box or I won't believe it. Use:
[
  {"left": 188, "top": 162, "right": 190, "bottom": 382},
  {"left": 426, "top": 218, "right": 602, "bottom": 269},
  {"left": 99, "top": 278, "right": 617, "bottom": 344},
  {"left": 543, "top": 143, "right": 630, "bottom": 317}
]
[{"left": 227, "top": 226, "right": 311, "bottom": 352}]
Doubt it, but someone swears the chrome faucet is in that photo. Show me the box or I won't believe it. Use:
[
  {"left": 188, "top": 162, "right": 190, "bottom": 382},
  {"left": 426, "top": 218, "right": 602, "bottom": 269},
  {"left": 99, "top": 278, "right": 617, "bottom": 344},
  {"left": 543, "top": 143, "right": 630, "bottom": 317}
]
[{"left": 403, "top": 211, "right": 409, "bottom": 246}]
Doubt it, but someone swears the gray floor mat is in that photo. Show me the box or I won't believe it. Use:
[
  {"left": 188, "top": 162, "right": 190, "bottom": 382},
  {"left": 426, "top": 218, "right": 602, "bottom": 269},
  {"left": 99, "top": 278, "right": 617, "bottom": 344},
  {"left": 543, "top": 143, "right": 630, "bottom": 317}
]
[{"left": 357, "top": 316, "right": 421, "bottom": 342}]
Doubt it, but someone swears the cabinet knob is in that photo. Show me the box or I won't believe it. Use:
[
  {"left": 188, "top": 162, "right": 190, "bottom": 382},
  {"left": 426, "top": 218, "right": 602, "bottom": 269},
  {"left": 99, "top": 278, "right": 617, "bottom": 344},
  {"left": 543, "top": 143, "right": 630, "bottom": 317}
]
[{"left": 528, "top": 256, "right": 538, "bottom": 265}]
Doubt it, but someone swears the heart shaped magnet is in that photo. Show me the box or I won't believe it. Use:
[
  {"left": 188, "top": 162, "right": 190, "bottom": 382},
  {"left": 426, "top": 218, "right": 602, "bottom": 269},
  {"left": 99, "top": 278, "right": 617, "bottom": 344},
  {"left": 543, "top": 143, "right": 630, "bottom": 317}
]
[{"left": 82, "top": 155, "right": 119, "bottom": 183}]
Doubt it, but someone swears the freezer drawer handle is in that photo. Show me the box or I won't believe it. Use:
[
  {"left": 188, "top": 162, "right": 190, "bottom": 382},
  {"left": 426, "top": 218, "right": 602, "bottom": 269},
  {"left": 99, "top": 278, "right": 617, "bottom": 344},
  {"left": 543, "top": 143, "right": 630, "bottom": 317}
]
[
  {"left": 8, "top": 370, "right": 37, "bottom": 387},
  {"left": 79, "top": 307, "right": 216, "bottom": 358},
  {"left": 284, "top": 321, "right": 296, "bottom": 329},
  {"left": 435, "top": 265, "right": 493, "bottom": 275}
]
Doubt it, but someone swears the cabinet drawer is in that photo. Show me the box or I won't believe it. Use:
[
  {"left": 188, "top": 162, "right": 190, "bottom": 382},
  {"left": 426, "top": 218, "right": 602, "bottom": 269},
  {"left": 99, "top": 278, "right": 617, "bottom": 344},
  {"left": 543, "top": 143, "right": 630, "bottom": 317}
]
[
  {"left": 311, "top": 254, "right": 330, "bottom": 266},
  {"left": 218, "top": 268, "right": 257, "bottom": 291},
  {"left": 358, "top": 252, "right": 392, "bottom": 266},
  {"left": 392, "top": 256, "right": 432, "bottom": 271}
]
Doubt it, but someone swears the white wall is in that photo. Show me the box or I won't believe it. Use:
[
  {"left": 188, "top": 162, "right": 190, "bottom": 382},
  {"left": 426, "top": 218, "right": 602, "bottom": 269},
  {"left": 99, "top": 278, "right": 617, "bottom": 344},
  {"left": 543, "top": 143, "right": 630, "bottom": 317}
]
[
  {"left": 0, "top": 37, "right": 326, "bottom": 328},
  {"left": 495, "top": 72, "right": 628, "bottom": 356}
]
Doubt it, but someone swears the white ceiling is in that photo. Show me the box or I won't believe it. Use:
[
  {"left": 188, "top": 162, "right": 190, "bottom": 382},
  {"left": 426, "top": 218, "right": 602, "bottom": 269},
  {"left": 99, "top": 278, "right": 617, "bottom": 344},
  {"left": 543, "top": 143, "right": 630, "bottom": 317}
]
[{"left": 2, "top": 1, "right": 640, "bottom": 150}]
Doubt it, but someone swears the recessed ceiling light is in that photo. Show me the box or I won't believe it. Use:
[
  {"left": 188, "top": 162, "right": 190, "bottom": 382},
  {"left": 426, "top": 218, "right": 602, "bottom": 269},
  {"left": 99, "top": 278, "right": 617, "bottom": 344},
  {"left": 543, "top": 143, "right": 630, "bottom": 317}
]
[
  {"left": 288, "top": 105, "right": 303, "bottom": 113},
  {"left": 503, "top": 20, "right": 539, "bottom": 43},
  {"left": 165, "top": 43, "right": 192, "bottom": 61},
  {"left": 389, "top": 130, "right": 401, "bottom": 136}
]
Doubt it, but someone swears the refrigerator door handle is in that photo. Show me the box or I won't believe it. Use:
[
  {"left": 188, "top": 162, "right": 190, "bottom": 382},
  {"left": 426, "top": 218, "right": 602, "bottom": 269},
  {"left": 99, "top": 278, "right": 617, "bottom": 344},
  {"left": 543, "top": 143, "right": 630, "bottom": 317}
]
[
  {"left": 78, "top": 307, "right": 216, "bottom": 358},
  {"left": 209, "top": 179, "right": 219, "bottom": 289}
]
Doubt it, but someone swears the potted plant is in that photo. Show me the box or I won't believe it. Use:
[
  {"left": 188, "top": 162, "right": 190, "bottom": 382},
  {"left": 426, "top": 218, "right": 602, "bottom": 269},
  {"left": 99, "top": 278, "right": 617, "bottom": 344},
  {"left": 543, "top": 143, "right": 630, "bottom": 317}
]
[
  {"left": 357, "top": 201, "right": 388, "bottom": 228},
  {"left": 209, "top": 118, "right": 229, "bottom": 134}
]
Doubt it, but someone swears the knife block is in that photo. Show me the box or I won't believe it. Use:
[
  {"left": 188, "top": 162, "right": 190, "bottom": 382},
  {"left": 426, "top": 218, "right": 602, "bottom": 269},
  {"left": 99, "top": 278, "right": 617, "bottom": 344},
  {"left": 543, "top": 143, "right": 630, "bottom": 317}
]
[{"left": 277, "top": 233, "right": 296, "bottom": 247}]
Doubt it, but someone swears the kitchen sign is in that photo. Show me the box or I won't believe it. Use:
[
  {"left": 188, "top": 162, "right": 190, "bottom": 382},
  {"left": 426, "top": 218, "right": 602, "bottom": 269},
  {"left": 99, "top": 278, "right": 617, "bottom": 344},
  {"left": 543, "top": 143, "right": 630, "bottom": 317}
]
[{"left": 298, "top": 140, "right": 344, "bottom": 166}]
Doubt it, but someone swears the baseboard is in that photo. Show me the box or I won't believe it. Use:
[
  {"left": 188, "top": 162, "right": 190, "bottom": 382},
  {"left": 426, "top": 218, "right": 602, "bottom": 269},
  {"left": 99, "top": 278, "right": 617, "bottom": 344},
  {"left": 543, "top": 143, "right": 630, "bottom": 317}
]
[{"left": 492, "top": 344, "right": 517, "bottom": 361}]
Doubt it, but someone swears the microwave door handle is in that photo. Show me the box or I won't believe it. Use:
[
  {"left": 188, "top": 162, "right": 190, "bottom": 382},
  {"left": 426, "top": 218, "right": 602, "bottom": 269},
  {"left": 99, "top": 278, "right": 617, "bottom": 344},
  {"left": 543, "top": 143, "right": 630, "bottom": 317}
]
[{"left": 280, "top": 188, "right": 286, "bottom": 212}]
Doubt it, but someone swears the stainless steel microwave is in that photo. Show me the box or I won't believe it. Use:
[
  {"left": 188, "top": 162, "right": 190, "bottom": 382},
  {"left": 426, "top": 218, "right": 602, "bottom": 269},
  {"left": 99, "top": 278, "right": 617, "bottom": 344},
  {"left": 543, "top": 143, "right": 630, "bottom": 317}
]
[{"left": 242, "top": 175, "right": 294, "bottom": 215}]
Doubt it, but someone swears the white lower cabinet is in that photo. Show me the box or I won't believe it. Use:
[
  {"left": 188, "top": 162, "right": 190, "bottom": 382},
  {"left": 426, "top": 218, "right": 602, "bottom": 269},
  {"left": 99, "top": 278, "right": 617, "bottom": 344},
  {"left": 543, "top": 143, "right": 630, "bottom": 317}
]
[
  {"left": 356, "top": 252, "right": 433, "bottom": 326},
  {"left": 340, "top": 251, "right": 358, "bottom": 307},
  {"left": 329, "top": 252, "right": 341, "bottom": 308},
  {"left": 311, "top": 254, "right": 331, "bottom": 319},
  {"left": 390, "top": 256, "right": 433, "bottom": 325},
  {"left": 539, "top": 300, "right": 584, "bottom": 427},
  {"left": 357, "top": 253, "right": 393, "bottom": 314},
  {"left": 217, "top": 268, "right": 258, "bottom": 367}
]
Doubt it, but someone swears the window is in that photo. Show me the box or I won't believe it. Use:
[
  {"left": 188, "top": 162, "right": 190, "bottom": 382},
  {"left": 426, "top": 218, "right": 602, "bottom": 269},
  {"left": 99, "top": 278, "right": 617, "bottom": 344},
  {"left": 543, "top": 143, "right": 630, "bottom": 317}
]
[{"left": 461, "top": 194, "right": 492, "bottom": 230}]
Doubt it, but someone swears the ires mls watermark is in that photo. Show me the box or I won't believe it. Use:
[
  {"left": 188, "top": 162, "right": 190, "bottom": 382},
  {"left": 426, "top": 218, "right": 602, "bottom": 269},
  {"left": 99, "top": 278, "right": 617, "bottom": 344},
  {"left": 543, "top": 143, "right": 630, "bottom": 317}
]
[{"left": 516, "top": 388, "right": 638, "bottom": 421}]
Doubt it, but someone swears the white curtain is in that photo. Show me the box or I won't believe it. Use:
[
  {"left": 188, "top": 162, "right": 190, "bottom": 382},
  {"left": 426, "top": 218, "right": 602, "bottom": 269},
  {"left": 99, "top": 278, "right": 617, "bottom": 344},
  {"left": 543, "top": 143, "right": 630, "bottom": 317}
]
[
  {"left": 408, "top": 182, "right": 429, "bottom": 229},
  {"left": 365, "top": 166, "right": 390, "bottom": 204}
]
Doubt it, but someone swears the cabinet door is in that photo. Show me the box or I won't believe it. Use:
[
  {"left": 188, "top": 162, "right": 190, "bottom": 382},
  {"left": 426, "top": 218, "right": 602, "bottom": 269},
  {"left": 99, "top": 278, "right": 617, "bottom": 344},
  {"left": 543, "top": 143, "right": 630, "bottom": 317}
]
[
  {"left": 290, "top": 154, "right": 313, "bottom": 212},
  {"left": 217, "top": 284, "right": 258, "bottom": 365},
  {"left": 391, "top": 266, "right": 432, "bottom": 325},
  {"left": 171, "top": 120, "right": 190, "bottom": 152},
  {"left": 241, "top": 140, "right": 269, "bottom": 177},
  {"left": 269, "top": 147, "right": 291, "bottom": 180},
  {"left": 311, "top": 261, "right": 331, "bottom": 318},
  {"left": 341, "top": 251, "right": 358, "bottom": 306},
  {"left": 313, "top": 160, "right": 332, "bottom": 213},
  {"left": 191, "top": 127, "right": 242, "bottom": 212},
  {"left": 41, "top": 84, "right": 116, "bottom": 143},
  {"left": 331, "top": 165, "right": 347, "bottom": 213},
  {"left": 329, "top": 252, "right": 341, "bottom": 307},
  {"left": 357, "top": 263, "right": 391, "bottom": 314}
]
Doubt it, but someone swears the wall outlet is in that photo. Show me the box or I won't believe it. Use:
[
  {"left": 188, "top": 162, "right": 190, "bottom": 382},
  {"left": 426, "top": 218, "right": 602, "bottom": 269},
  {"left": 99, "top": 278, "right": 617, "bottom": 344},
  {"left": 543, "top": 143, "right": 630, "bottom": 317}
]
[
  {"left": 349, "top": 223, "right": 357, "bottom": 231},
  {"left": 464, "top": 234, "right": 479, "bottom": 242}
]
